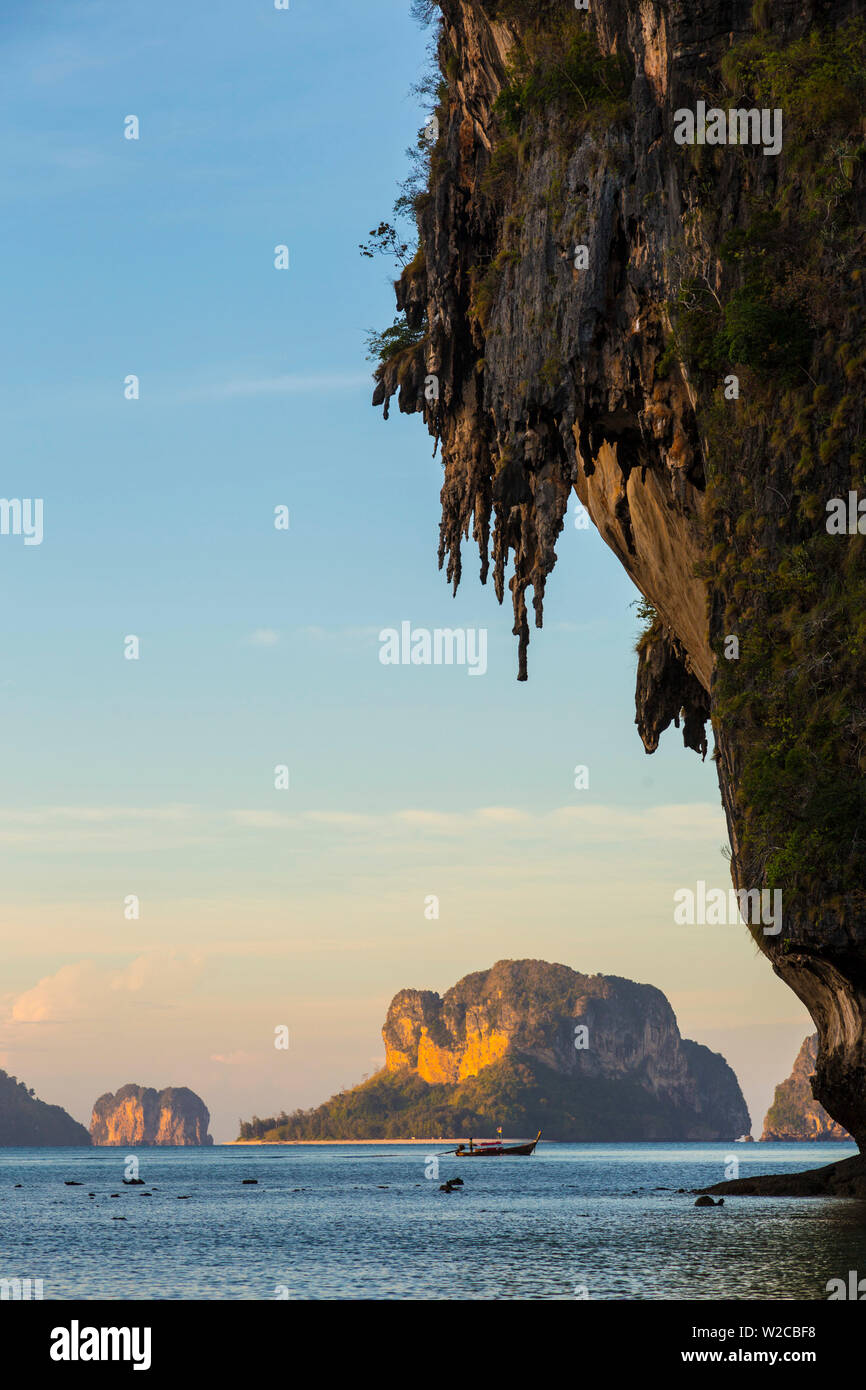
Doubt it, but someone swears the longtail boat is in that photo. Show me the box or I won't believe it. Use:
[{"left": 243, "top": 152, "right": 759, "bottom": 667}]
[{"left": 453, "top": 1130, "right": 541, "bottom": 1157}]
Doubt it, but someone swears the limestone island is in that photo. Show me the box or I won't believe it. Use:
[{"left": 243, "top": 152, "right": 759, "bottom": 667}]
[
  {"left": 90, "top": 1084, "right": 213, "bottom": 1146},
  {"left": 238, "top": 959, "right": 750, "bottom": 1142}
]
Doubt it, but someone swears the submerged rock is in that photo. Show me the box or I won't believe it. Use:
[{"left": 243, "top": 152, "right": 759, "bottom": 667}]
[{"left": 705, "top": 1154, "right": 866, "bottom": 1199}]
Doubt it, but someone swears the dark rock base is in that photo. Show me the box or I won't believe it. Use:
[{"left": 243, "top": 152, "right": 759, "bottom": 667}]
[{"left": 703, "top": 1154, "right": 866, "bottom": 1198}]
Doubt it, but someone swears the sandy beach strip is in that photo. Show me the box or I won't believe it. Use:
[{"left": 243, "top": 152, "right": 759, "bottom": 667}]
[{"left": 227, "top": 1137, "right": 460, "bottom": 1146}]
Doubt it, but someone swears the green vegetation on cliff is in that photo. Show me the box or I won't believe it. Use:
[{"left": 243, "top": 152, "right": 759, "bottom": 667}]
[
  {"left": 683, "top": 20, "right": 866, "bottom": 910},
  {"left": 494, "top": 17, "right": 631, "bottom": 136},
  {"left": 239, "top": 1054, "right": 735, "bottom": 1143},
  {"left": 672, "top": 22, "right": 866, "bottom": 380}
]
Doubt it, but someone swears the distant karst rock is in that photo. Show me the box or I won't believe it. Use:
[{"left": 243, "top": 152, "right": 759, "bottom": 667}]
[
  {"left": 241, "top": 959, "right": 750, "bottom": 1142},
  {"left": 90, "top": 1084, "right": 213, "bottom": 1146},
  {"left": 762, "top": 1036, "right": 853, "bottom": 1142},
  {"left": 0, "top": 1069, "right": 90, "bottom": 1146}
]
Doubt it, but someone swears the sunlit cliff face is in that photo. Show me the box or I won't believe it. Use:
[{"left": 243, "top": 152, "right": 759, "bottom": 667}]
[{"left": 380, "top": 960, "right": 750, "bottom": 1139}]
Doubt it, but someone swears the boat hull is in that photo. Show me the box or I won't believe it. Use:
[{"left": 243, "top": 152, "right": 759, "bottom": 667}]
[{"left": 454, "top": 1137, "right": 539, "bottom": 1157}]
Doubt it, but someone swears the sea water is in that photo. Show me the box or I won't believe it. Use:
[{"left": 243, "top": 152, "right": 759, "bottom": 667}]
[{"left": 0, "top": 1142, "right": 862, "bottom": 1300}]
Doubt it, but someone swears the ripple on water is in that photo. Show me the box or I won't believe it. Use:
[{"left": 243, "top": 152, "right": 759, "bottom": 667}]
[{"left": 0, "top": 1143, "right": 861, "bottom": 1299}]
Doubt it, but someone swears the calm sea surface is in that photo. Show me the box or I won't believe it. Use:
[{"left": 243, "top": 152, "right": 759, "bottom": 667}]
[{"left": 1, "top": 1142, "right": 864, "bottom": 1300}]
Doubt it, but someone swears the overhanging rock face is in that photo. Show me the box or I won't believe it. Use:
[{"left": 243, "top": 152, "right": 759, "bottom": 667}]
[{"left": 372, "top": 1, "right": 866, "bottom": 1144}]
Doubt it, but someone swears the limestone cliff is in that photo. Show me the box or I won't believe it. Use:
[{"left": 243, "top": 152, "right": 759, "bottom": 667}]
[
  {"left": 240, "top": 958, "right": 748, "bottom": 1141},
  {"left": 372, "top": 1, "right": 866, "bottom": 1144},
  {"left": 378, "top": 958, "right": 748, "bottom": 1138},
  {"left": 241, "top": 958, "right": 749, "bottom": 1139},
  {"left": 762, "top": 1034, "right": 853, "bottom": 1141},
  {"left": 0, "top": 1069, "right": 90, "bottom": 1146},
  {"left": 90, "top": 1084, "right": 213, "bottom": 1147}
]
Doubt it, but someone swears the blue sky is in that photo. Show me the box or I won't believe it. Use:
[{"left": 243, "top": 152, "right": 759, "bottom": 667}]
[{"left": 0, "top": 1, "right": 810, "bottom": 1138}]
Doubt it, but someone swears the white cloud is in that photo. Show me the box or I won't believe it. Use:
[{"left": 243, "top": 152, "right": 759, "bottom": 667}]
[
  {"left": 231, "top": 809, "right": 291, "bottom": 831},
  {"left": 110, "top": 951, "right": 204, "bottom": 996},
  {"left": 475, "top": 806, "right": 526, "bottom": 825},
  {"left": 9, "top": 952, "right": 203, "bottom": 1025}
]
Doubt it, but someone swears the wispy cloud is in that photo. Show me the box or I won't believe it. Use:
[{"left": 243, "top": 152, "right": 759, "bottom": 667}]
[
  {"left": 0, "top": 801, "right": 726, "bottom": 855},
  {"left": 298, "top": 625, "right": 380, "bottom": 643},
  {"left": 231, "top": 802, "right": 725, "bottom": 844},
  {"left": 181, "top": 371, "right": 371, "bottom": 401}
]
